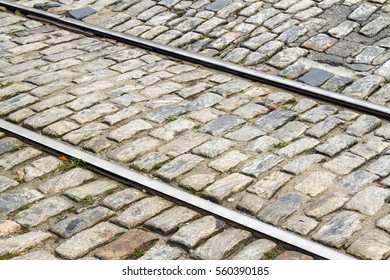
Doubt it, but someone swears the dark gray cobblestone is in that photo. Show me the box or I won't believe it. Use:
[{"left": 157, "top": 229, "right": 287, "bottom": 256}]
[{"left": 1, "top": 10, "right": 390, "bottom": 259}]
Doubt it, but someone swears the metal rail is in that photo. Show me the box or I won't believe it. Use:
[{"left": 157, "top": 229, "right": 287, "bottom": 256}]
[
  {"left": 0, "top": 119, "right": 355, "bottom": 260},
  {"left": 1, "top": 0, "right": 390, "bottom": 119}
]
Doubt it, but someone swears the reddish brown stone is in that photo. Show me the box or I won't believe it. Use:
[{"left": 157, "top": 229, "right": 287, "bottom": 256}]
[
  {"left": 95, "top": 229, "right": 159, "bottom": 260},
  {"left": 275, "top": 251, "right": 314, "bottom": 260}
]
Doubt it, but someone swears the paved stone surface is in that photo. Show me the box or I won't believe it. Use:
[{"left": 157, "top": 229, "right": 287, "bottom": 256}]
[
  {"left": 204, "top": 173, "right": 253, "bottom": 202},
  {"left": 114, "top": 197, "right": 173, "bottom": 229},
  {"left": 323, "top": 152, "right": 366, "bottom": 175},
  {"left": 347, "top": 229, "right": 390, "bottom": 260},
  {"left": 232, "top": 239, "right": 277, "bottom": 260},
  {"left": 15, "top": 197, "right": 73, "bottom": 227},
  {"left": 144, "top": 206, "right": 199, "bottom": 235},
  {"left": 313, "top": 211, "right": 364, "bottom": 248},
  {"left": 294, "top": 171, "right": 336, "bottom": 197},
  {"left": 241, "top": 154, "right": 284, "bottom": 177},
  {"left": 51, "top": 207, "right": 115, "bottom": 238},
  {"left": 345, "top": 186, "right": 390, "bottom": 216},
  {"left": 55, "top": 222, "right": 126, "bottom": 259},
  {"left": 247, "top": 171, "right": 292, "bottom": 199},
  {"left": 95, "top": 229, "right": 159, "bottom": 260},
  {"left": 275, "top": 251, "right": 314, "bottom": 260},
  {"left": 316, "top": 134, "right": 357, "bottom": 157},
  {"left": 192, "top": 229, "right": 252, "bottom": 260},
  {"left": 2, "top": 9, "right": 390, "bottom": 259},
  {"left": 258, "top": 192, "right": 310, "bottom": 225},
  {"left": 38, "top": 168, "right": 95, "bottom": 194}
]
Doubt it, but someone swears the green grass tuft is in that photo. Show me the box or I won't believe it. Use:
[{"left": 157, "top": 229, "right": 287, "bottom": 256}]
[
  {"left": 1, "top": 81, "right": 13, "bottom": 88},
  {"left": 56, "top": 156, "right": 85, "bottom": 172},
  {"left": 165, "top": 115, "right": 178, "bottom": 122},
  {"left": 78, "top": 195, "right": 94, "bottom": 206},
  {"left": 261, "top": 245, "right": 285, "bottom": 260},
  {"left": 0, "top": 253, "right": 17, "bottom": 260},
  {"left": 131, "top": 249, "right": 145, "bottom": 259},
  {"left": 153, "top": 163, "right": 163, "bottom": 170},
  {"left": 18, "top": 203, "right": 31, "bottom": 211},
  {"left": 272, "top": 141, "right": 288, "bottom": 149}
]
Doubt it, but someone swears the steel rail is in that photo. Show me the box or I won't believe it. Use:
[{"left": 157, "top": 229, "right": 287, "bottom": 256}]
[
  {"left": 0, "top": 119, "right": 355, "bottom": 260},
  {"left": 1, "top": 0, "right": 390, "bottom": 119}
]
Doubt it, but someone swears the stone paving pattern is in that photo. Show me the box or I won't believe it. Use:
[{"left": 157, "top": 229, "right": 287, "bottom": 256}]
[
  {"left": 1, "top": 11, "right": 390, "bottom": 260},
  {"left": 0, "top": 134, "right": 295, "bottom": 260},
  {"left": 7, "top": 0, "right": 390, "bottom": 107}
]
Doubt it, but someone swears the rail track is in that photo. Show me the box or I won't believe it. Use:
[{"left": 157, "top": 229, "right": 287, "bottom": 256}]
[
  {"left": 1, "top": 1, "right": 390, "bottom": 260},
  {"left": 1, "top": 0, "right": 390, "bottom": 120}
]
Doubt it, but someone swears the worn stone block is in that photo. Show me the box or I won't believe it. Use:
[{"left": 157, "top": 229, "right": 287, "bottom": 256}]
[
  {"left": 313, "top": 211, "right": 364, "bottom": 248},
  {"left": 192, "top": 229, "right": 252, "bottom": 260}
]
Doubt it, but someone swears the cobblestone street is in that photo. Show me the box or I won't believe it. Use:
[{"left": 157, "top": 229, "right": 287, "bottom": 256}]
[
  {"left": 1, "top": 1, "right": 390, "bottom": 260},
  {"left": 7, "top": 0, "right": 390, "bottom": 106}
]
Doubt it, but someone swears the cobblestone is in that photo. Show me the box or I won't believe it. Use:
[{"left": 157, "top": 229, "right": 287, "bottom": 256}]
[
  {"left": 0, "top": 231, "right": 52, "bottom": 256},
  {"left": 339, "top": 169, "right": 379, "bottom": 194},
  {"left": 254, "top": 109, "right": 297, "bottom": 133},
  {"left": 258, "top": 192, "right": 310, "bottom": 225},
  {"left": 208, "top": 151, "right": 249, "bottom": 173},
  {"left": 192, "top": 228, "right": 252, "bottom": 260},
  {"left": 241, "top": 154, "right": 284, "bottom": 178},
  {"left": 347, "top": 229, "right": 390, "bottom": 260},
  {"left": 305, "top": 192, "right": 349, "bottom": 219},
  {"left": 16, "top": 197, "right": 73, "bottom": 227},
  {"left": 277, "top": 137, "right": 320, "bottom": 158},
  {"left": 170, "top": 215, "right": 225, "bottom": 249},
  {"left": 13, "top": 250, "right": 57, "bottom": 260},
  {"left": 55, "top": 222, "right": 125, "bottom": 259},
  {"left": 350, "top": 136, "right": 389, "bottom": 160},
  {"left": 313, "top": 211, "right": 364, "bottom": 248},
  {"left": 247, "top": 171, "right": 292, "bottom": 199},
  {"left": 38, "top": 168, "right": 95, "bottom": 194},
  {"left": 145, "top": 206, "right": 199, "bottom": 235},
  {"left": 282, "top": 215, "right": 318, "bottom": 235},
  {"left": 323, "top": 152, "right": 366, "bottom": 175},
  {"left": 205, "top": 173, "right": 253, "bottom": 202},
  {"left": 155, "top": 154, "right": 204, "bottom": 181},
  {"left": 0, "top": 220, "right": 21, "bottom": 238},
  {"left": 0, "top": 147, "right": 42, "bottom": 170},
  {"left": 294, "top": 171, "right": 336, "bottom": 197},
  {"left": 114, "top": 197, "right": 173, "bottom": 229},
  {"left": 366, "top": 155, "right": 390, "bottom": 177},
  {"left": 232, "top": 239, "right": 277, "bottom": 260},
  {"left": 345, "top": 186, "right": 390, "bottom": 216},
  {"left": 316, "top": 134, "right": 357, "bottom": 157},
  {"left": 139, "top": 242, "right": 185, "bottom": 260},
  {"left": 95, "top": 229, "right": 159, "bottom": 260}
]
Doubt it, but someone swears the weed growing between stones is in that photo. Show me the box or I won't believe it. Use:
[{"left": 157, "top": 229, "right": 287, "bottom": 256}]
[
  {"left": 78, "top": 195, "right": 94, "bottom": 206},
  {"left": 55, "top": 155, "right": 85, "bottom": 172},
  {"left": 165, "top": 115, "right": 178, "bottom": 122},
  {"left": 104, "top": 189, "right": 116, "bottom": 196},
  {"left": 261, "top": 245, "right": 285, "bottom": 260},
  {"left": 131, "top": 249, "right": 145, "bottom": 259},
  {"left": 153, "top": 163, "right": 163, "bottom": 170},
  {"left": 0, "top": 253, "right": 16, "bottom": 260},
  {"left": 272, "top": 141, "right": 288, "bottom": 149},
  {"left": 18, "top": 203, "right": 31, "bottom": 211},
  {"left": 0, "top": 81, "right": 13, "bottom": 88}
]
